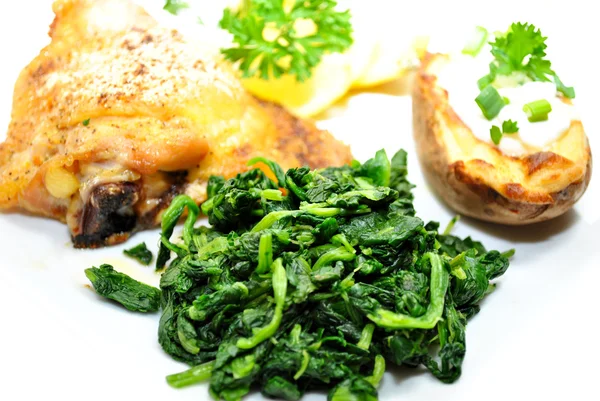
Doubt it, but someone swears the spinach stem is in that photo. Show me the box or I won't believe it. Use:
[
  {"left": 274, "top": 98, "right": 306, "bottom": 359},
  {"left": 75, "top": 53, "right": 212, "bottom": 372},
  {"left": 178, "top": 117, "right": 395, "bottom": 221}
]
[
  {"left": 312, "top": 246, "right": 356, "bottom": 271},
  {"left": 357, "top": 324, "right": 375, "bottom": 350},
  {"left": 365, "top": 355, "right": 386, "bottom": 387},
  {"left": 367, "top": 253, "right": 449, "bottom": 329},
  {"left": 166, "top": 360, "right": 215, "bottom": 389},
  {"left": 237, "top": 258, "right": 287, "bottom": 349},
  {"left": 256, "top": 233, "right": 273, "bottom": 274}
]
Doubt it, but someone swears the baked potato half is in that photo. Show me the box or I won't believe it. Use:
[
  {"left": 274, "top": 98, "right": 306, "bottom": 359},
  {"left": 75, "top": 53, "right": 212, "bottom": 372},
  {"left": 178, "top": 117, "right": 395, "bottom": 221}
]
[{"left": 413, "top": 53, "right": 592, "bottom": 225}]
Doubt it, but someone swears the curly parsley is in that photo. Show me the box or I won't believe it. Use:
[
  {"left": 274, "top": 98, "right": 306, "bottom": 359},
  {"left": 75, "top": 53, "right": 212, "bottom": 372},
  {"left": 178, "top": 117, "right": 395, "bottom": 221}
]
[
  {"left": 490, "top": 120, "right": 519, "bottom": 145},
  {"left": 502, "top": 119, "right": 519, "bottom": 133},
  {"left": 479, "top": 22, "right": 575, "bottom": 98},
  {"left": 219, "top": 0, "right": 353, "bottom": 82}
]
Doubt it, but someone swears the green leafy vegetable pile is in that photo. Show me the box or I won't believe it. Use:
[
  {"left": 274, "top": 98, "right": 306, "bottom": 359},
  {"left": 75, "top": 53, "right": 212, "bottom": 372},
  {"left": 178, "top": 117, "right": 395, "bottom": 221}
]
[{"left": 87, "top": 149, "right": 512, "bottom": 400}]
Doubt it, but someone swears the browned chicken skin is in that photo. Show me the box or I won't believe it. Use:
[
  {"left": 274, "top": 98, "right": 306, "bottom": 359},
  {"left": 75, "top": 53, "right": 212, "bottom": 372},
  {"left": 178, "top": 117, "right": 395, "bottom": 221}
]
[{"left": 0, "top": 0, "right": 352, "bottom": 247}]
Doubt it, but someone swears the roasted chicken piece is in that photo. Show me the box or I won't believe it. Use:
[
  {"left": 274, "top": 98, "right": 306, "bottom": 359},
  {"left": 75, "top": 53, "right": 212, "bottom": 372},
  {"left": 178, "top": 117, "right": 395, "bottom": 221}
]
[{"left": 0, "top": 0, "right": 352, "bottom": 247}]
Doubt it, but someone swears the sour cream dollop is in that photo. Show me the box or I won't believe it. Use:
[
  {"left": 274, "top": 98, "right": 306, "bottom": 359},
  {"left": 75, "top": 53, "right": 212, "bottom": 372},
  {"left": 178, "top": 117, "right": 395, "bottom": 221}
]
[{"left": 436, "top": 55, "right": 577, "bottom": 156}]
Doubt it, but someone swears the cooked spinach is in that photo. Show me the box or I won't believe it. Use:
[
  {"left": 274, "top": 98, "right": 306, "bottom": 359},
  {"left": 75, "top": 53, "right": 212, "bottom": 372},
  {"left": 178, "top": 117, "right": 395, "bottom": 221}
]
[
  {"left": 93, "top": 149, "right": 512, "bottom": 400},
  {"left": 85, "top": 264, "right": 161, "bottom": 312},
  {"left": 123, "top": 242, "right": 153, "bottom": 265}
]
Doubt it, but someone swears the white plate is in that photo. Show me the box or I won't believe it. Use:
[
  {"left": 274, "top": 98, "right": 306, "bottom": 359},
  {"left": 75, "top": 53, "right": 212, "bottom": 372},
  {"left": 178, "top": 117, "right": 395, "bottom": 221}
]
[{"left": 1, "top": 1, "right": 599, "bottom": 401}]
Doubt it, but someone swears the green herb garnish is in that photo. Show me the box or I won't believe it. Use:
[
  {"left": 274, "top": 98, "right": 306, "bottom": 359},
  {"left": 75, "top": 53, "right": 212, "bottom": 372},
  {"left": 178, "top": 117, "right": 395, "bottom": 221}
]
[
  {"left": 502, "top": 119, "right": 519, "bottom": 133},
  {"left": 85, "top": 264, "right": 160, "bottom": 312},
  {"left": 479, "top": 22, "right": 575, "bottom": 98},
  {"left": 523, "top": 99, "right": 552, "bottom": 122},
  {"left": 82, "top": 118, "right": 90, "bottom": 126},
  {"left": 475, "top": 85, "right": 504, "bottom": 119},
  {"left": 554, "top": 75, "right": 575, "bottom": 99},
  {"left": 490, "top": 125, "right": 503, "bottom": 145},
  {"left": 163, "top": 0, "right": 188, "bottom": 15},
  {"left": 123, "top": 242, "right": 153, "bottom": 266},
  {"left": 490, "top": 120, "right": 519, "bottom": 144},
  {"left": 462, "top": 26, "right": 488, "bottom": 56},
  {"left": 219, "top": 0, "right": 353, "bottom": 82}
]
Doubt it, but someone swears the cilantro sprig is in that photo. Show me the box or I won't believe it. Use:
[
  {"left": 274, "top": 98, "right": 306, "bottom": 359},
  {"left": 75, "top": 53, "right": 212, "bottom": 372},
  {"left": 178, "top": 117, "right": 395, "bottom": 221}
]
[
  {"left": 479, "top": 22, "right": 575, "bottom": 98},
  {"left": 219, "top": 0, "right": 353, "bottom": 82}
]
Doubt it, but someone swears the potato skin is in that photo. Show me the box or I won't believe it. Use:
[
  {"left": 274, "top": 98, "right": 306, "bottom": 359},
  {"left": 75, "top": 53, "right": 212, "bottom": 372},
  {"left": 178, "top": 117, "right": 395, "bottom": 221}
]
[{"left": 412, "top": 54, "right": 592, "bottom": 225}]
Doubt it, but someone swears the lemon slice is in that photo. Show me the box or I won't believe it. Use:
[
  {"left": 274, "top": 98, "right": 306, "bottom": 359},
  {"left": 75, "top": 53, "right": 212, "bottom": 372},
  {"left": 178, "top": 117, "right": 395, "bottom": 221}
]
[
  {"left": 242, "top": 52, "right": 354, "bottom": 118},
  {"left": 237, "top": 0, "right": 427, "bottom": 116},
  {"left": 240, "top": 0, "right": 357, "bottom": 118}
]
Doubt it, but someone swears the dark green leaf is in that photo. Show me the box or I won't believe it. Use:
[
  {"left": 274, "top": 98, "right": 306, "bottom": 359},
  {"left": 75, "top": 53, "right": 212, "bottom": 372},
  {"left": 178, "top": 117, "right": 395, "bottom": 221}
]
[
  {"left": 123, "top": 242, "right": 153, "bottom": 265},
  {"left": 85, "top": 264, "right": 160, "bottom": 312}
]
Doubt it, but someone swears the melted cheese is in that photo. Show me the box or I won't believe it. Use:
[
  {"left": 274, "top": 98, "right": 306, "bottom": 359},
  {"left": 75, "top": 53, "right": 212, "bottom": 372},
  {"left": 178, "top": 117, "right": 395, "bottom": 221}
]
[{"left": 79, "top": 161, "right": 141, "bottom": 202}]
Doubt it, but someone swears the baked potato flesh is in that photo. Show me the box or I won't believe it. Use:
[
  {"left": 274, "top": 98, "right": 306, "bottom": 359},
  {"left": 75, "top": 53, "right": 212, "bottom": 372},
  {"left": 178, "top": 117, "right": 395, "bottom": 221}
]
[{"left": 412, "top": 54, "right": 592, "bottom": 224}]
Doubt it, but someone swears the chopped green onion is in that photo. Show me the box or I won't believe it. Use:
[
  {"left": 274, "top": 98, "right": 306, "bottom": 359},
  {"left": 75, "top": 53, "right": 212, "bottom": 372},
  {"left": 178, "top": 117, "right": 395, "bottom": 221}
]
[
  {"left": 475, "top": 86, "right": 504, "bottom": 120},
  {"left": 502, "top": 96, "right": 510, "bottom": 105},
  {"left": 502, "top": 119, "right": 519, "bottom": 134},
  {"left": 490, "top": 125, "right": 502, "bottom": 145},
  {"left": 477, "top": 74, "right": 495, "bottom": 90},
  {"left": 462, "top": 26, "right": 488, "bottom": 56},
  {"left": 523, "top": 99, "right": 552, "bottom": 122}
]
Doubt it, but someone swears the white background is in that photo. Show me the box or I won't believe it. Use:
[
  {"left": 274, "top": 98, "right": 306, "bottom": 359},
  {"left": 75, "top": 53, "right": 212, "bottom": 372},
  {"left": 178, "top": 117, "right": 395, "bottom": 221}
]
[{"left": 1, "top": 1, "right": 599, "bottom": 401}]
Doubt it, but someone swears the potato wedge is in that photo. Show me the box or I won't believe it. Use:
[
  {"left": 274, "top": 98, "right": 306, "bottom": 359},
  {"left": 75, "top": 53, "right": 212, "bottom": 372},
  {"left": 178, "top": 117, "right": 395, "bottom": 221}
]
[{"left": 412, "top": 53, "right": 592, "bottom": 225}]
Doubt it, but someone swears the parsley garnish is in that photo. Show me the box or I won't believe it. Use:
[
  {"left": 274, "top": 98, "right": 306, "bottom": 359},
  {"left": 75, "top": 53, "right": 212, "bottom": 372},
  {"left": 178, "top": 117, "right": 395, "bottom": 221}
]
[
  {"left": 554, "top": 75, "right": 575, "bottom": 99},
  {"left": 479, "top": 22, "right": 575, "bottom": 98},
  {"left": 163, "top": 0, "right": 189, "bottom": 16},
  {"left": 219, "top": 0, "right": 353, "bottom": 82},
  {"left": 490, "top": 120, "right": 519, "bottom": 145},
  {"left": 490, "top": 126, "right": 502, "bottom": 145},
  {"left": 82, "top": 118, "right": 90, "bottom": 126},
  {"left": 502, "top": 119, "right": 519, "bottom": 133}
]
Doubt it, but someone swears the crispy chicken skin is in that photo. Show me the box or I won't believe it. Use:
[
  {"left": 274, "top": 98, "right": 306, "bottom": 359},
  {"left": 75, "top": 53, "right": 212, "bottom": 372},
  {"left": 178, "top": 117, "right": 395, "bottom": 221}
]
[{"left": 0, "top": 0, "right": 352, "bottom": 247}]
